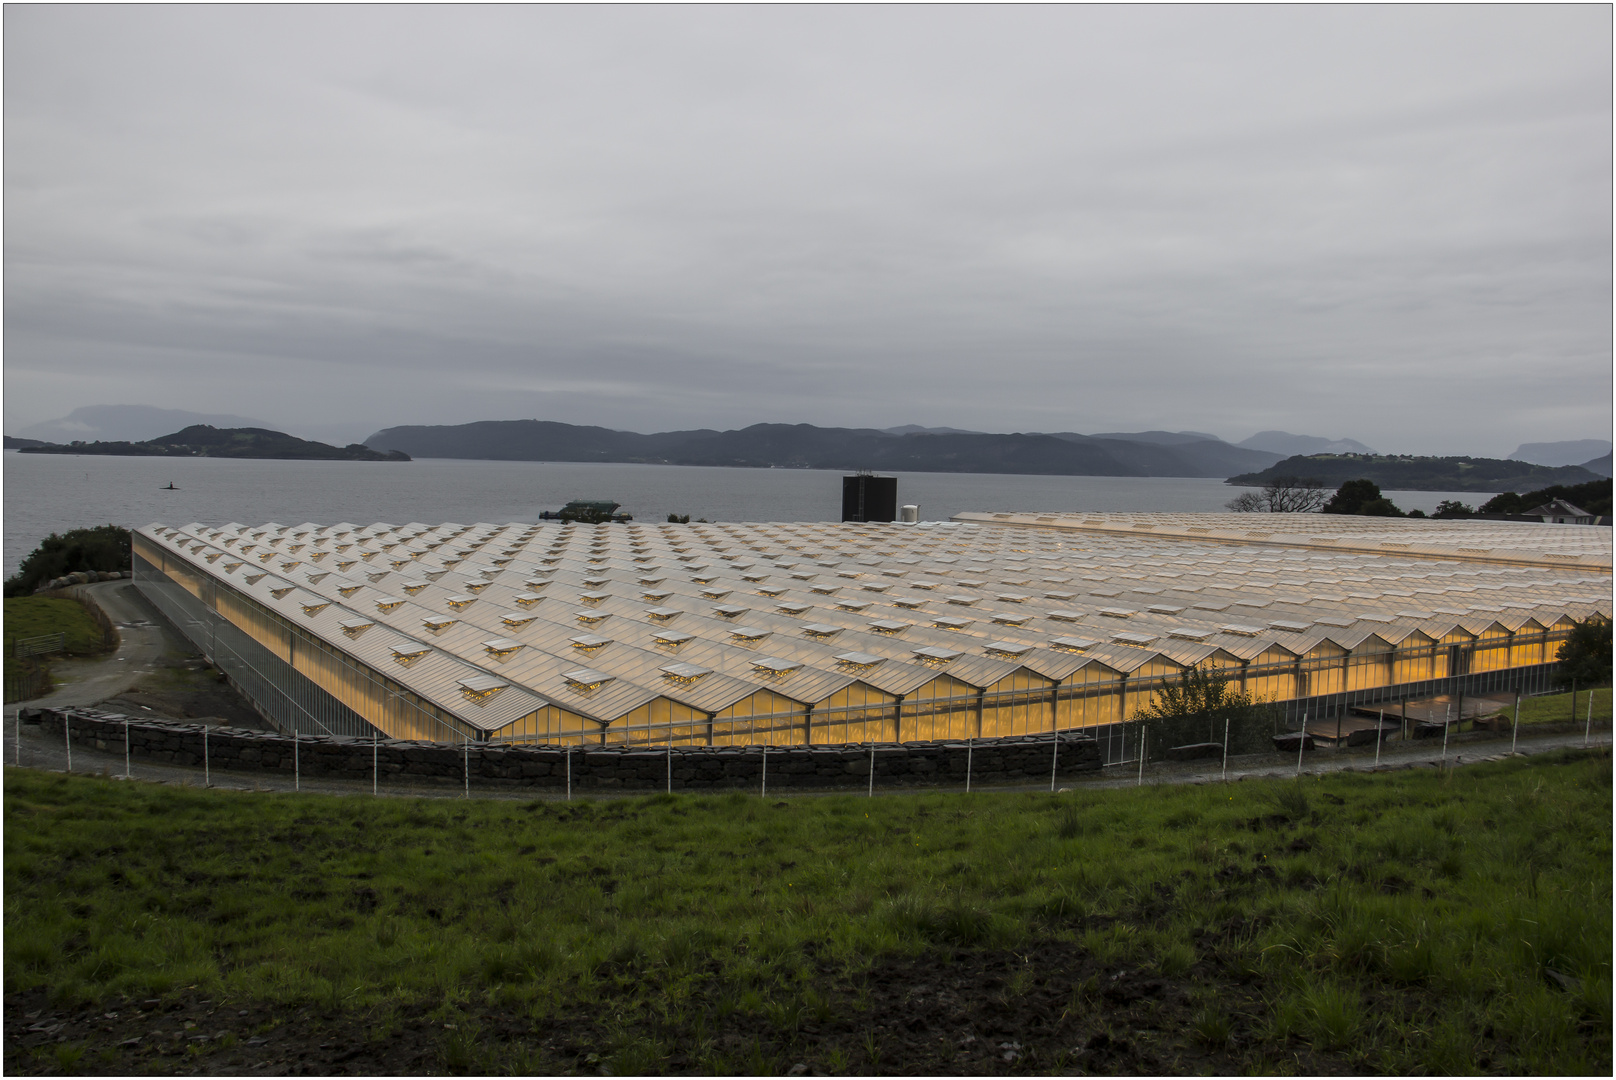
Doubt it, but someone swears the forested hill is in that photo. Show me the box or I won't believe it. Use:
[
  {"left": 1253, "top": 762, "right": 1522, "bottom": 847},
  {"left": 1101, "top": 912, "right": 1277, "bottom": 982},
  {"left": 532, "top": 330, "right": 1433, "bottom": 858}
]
[
  {"left": 1227, "top": 454, "right": 1600, "bottom": 492},
  {"left": 18, "top": 426, "right": 409, "bottom": 461},
  {"left": 362, "top": 420, "right": 1284, "bottom": 477}
]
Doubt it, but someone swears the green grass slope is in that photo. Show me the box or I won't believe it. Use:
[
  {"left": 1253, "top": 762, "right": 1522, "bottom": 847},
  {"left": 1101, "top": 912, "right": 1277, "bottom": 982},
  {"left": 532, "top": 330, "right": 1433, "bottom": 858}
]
[
  {"left": 2, "top": 597, "right": 108, "bottom": 656},
  {"left": 5, "top": 752, "right": 1610, "bottom": 1075}
]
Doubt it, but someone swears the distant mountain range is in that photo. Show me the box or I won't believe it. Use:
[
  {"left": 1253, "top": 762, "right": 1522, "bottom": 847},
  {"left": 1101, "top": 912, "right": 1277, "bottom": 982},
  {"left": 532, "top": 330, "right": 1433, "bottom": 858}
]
[
  {"left": 13, "top": 405, "right": 276, "bottom": 445},
  {"left": 1228, "top": 454, "right": 1602, "bottom": 493},
  {"left": 18, "top": 425, "right": 409, "bottom": 462},
  {"left": 10, "top": 404, "right": 371, "bottom": 448},
  {"left": 1579, "top": 453, "right": 1614, "bottom": 478},
  {"left": 362, "top": 420, "right": 1286, "bottom": 477},
  {"left": 1509, "top": 439, "right": 1613, "bottom": 475},
  {"left": 1235, "top": 430, "right": 1378, "bottom": 456},
  {"left": 12, "top": 407, "right": 1605, "bottom": 483}
]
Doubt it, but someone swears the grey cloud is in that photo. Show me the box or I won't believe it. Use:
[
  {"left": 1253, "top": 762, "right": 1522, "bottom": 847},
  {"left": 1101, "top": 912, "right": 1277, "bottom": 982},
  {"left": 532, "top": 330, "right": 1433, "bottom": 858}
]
[{"left": 4, "top": 5, "right": 1609, "bottom": 453}]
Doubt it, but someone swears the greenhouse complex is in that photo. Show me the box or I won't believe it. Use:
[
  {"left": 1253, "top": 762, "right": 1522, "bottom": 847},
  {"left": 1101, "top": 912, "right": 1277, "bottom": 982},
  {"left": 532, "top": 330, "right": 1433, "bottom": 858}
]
[{"left": 131, "top": 513, "right": 1611, "bottom": 753}]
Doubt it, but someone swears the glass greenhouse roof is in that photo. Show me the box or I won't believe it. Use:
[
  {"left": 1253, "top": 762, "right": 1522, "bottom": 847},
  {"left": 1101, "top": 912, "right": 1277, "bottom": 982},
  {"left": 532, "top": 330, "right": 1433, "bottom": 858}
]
[{"left": 138, "top": 513, "right": 1611, "bottom": 735}]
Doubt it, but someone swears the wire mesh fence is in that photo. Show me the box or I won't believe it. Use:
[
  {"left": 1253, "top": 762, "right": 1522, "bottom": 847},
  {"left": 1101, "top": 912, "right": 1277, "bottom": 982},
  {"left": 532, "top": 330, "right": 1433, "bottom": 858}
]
[{"left": 1078, "top": 663, "right": 1598, "bottom": 773}]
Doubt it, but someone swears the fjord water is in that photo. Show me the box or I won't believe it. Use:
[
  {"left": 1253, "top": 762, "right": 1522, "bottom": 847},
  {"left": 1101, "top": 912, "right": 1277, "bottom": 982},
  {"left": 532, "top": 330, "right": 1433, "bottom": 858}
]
[{"left": 3, "top": 452, "right": 1493, "bottom": 577}]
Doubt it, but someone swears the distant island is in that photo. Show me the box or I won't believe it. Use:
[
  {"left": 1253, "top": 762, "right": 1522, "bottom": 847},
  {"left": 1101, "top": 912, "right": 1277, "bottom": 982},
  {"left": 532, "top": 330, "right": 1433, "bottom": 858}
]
[
  {"left": 17, "top": 425, "right": 410, "bottom": 461},
  {"left": 1228, "top": 453, "right": 1600, "bottom": 492},
  {"left": 362, "top": 419, "right": 1284, "bottom": 477}
]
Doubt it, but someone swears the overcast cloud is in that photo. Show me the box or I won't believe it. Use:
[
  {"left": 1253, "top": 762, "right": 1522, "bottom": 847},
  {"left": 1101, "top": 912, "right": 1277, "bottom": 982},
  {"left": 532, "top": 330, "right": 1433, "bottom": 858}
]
[{"left": 5, "top": 5, "right": 1610, "bottom": 455}]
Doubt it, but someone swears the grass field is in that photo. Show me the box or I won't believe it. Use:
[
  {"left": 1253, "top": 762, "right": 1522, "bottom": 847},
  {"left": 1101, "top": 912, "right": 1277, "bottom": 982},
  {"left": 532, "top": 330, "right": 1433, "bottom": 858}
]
[
  {"left": 1489, "top": 687, "right": 1613, "bottom": 728},
  {"left": 3, "top": 595, "right": 116, "bottom": 704},
  {"left": 2, "top": 596, "right": 109, "bottom": 656},
  {"left": 5, "top": 750, "right": 1610, "bottom": 1075}
]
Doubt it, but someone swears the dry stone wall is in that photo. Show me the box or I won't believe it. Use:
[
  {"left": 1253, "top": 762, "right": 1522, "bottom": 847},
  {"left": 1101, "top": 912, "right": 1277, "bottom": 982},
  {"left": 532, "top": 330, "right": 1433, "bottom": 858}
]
[{"left": 26, "top": 707, "right": 1102, "bottom": 792}]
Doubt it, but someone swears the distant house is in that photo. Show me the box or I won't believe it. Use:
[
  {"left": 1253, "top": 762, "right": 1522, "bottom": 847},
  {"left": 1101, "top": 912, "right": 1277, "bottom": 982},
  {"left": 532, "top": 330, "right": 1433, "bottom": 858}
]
[{"left": 1523, "top": 498, "right": 1595, "bottom": 525}]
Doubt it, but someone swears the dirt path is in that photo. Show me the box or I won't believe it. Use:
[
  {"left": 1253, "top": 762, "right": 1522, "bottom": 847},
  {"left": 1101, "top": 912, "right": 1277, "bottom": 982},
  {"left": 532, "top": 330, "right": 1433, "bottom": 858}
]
[{"left": 11, "top": 581, "right": 170, "bottom": 712}]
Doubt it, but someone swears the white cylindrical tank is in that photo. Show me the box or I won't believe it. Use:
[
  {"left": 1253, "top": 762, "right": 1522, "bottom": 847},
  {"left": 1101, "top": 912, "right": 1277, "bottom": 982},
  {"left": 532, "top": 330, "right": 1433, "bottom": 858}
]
[{"left": 899, "top": 504, "right": 919, "bottom": 523}]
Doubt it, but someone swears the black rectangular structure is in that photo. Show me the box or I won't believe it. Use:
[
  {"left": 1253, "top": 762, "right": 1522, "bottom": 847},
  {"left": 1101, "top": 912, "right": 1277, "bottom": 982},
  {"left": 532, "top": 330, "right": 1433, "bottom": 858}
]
[{"left": 842, "top": 474, "right": 898, "bottom": 522}]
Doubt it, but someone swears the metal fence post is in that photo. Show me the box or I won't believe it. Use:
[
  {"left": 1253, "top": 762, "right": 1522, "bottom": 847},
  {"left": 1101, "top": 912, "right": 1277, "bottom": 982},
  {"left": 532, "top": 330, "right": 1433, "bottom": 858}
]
[
  {"left": 373, "top": 730, "right": 379, "bottom": 796},
  {"left": 1222, "top": 718, "right": 1230, "bottom": 782},
  {"left": 294, "top": 728, "right": 299, "bottom": 792},
  {"left": 1511, "top": 690, "right": 1521, "bottom": 754},
  {"left": 65, "top": 716, "right": 71, "bottom": 774},
  {"left": 204, "top": 725, "right": 210, "bottom": 787},
  {"left": 1441, "top": 704, "right": 1450, "bottom": 766},
  {"left": 566, "top": 745, "right": 572, "bottom": 801},
  {"left": 464, "top": 737, "right": 470, "bottom": 799},
  {"left": 965, "top": 736, "right": 973, "bottom": 794},
  {"left": 1585, "top": 691, "right": 1594, "bottom": 747},
  {"left": 1296, "top": 712, "right": 1306, "bottom": 776},
  {"left": 667, "top": 739, "right": 673, "bottom": 795},
  {"left": 761, "top": 743, "right": 768, "bottom": 799},
  {"left": 1137, "top": 725, "right": 1146, "bottom": 786},
  {"left": 124, "top": 718, "right": 131, "bottom": 780},
  {"left": 868, "top": 743, "right": 875, "bottom": 798}
]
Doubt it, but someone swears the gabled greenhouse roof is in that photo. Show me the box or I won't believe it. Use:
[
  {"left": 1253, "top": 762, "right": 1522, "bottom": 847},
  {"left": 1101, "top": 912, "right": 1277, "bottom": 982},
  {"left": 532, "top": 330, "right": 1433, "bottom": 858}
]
[{"left": 142, "top": 512, "right": 1611, "bottom": 734}]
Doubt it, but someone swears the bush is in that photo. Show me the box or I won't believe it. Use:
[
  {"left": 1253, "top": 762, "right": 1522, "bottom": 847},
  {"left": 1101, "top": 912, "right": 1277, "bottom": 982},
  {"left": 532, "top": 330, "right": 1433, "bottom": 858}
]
[
  {"left": 1557, "top": 616, "right": 1612, "bottom": 688},
  {"left": 1133, "top": 664, "right": 1272, "bottom": 757},
  {"left": 3, "top": 526, "right": 131, "bottom": 597}
]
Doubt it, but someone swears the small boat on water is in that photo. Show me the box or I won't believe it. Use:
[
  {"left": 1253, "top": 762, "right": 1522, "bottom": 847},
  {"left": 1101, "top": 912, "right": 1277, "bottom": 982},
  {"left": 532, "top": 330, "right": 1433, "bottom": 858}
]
[{"left": 162, "top": 482, "right": 178, "bottom": 490}]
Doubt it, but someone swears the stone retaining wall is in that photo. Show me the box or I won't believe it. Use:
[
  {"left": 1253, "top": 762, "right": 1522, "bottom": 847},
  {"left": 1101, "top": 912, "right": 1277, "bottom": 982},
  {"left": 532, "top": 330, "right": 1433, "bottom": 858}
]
[{"left": 26, "top": 707, "right": 1102, "bottom": 792}]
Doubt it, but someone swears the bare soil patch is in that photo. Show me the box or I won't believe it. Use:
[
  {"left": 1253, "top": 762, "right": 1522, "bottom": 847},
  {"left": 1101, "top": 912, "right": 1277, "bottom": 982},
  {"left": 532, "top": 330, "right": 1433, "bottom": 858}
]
[{"left": 101, "top": 657, "right": 272, "bottom": 730}]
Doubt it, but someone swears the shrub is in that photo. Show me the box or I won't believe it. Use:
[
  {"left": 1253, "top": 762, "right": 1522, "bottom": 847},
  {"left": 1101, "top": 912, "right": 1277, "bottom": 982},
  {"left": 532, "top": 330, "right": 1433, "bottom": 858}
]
[
  {"left": 1556, "top": 616, "right": 1612, "bottom": 688},
  {"left": 4, "top": 525, "right": 130, "bottom": 597},
  {"left": 1133, "top": 663, "right": 1271, "bottom": 756}
]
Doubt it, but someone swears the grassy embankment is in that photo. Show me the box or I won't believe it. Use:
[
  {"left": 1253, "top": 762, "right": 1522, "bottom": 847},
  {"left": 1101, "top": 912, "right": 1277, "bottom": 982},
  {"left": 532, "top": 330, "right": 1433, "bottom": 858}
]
[
  {"left": 1489, "top": 687, "right": 1612, "bottom": 728},
  {"left": 2, "top": 596, "right": 116, "bottom": 703},
  {"left": 5, "top": 751, "right": 1611, "bottom": 1075},
  {"left": 3, "top": 596, "right": 109, "bottom": 656}
]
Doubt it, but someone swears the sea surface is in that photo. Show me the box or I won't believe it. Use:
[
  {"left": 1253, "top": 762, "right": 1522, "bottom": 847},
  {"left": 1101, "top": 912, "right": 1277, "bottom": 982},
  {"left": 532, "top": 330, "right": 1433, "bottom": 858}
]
[{"left": 2, "top": 451, "right": 1497, "bottom": 577}]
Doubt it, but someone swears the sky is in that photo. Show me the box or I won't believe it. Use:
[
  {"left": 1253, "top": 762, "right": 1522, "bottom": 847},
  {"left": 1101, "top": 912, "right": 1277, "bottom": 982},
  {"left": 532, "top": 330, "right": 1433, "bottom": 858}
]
[{"left": 5, "top": 5, "right": 1611, "bottom": 455}]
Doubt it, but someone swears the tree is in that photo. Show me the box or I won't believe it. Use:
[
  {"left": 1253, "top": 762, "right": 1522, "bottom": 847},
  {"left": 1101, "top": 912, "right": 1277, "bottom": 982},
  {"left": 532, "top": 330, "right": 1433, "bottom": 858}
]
[
  {"left": 1132, "top": 664, "right": 1269, "bottom": 755},
  {"left": 1358, "top": 496, "right": 1405, "bottom": 517},
  {"left": 1556, "top": 615, "right": 1611, "bottom": 687},
  {"left": 667, "top": 513, "right": 691, "bottom": 523},
  {"left": 1322, "top": 479, "right": 1404, "bottom": 516},
  {"left": 1479, "top": 491, "right": 1527, "bottom": 515},
  {"left": 1482, "top": 478, "right": 1613, "bottom": 517},
  {"left": 1224, "top": 491, "right": 1264, "bottom": 512},
  {"left": 3, "top": 525, "right": 131, "bottom": 597},
  {"left": 1225, "top": 476, "right": 1328, "bottom": 513},
  {"left": 1433, "top": 499, "right": 1473, "bottom": 517}
]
